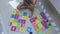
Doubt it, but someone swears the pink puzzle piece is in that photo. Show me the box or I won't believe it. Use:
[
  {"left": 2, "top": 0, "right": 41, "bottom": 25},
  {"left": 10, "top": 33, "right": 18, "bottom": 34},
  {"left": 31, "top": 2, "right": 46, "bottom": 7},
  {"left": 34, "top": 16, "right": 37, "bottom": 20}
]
[{"left": 11, "top": 26, "right": 16, "bottom": 31}]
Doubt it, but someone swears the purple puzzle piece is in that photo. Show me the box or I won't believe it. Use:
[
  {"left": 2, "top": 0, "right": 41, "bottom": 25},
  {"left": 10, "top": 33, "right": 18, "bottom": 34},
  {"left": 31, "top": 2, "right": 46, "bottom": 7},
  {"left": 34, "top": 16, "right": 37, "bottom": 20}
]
[
  {"left": 14, "top": 14, "right": 19, "bottom": 19},
  {"left": 41, "top": 22, "right": 48, "bottom": 29},
  {"left": 30, "top": 18, "right": 35, "bottom": 23},
  {"left": 40, "top": 12, "right": 47, "bottom": 19}
]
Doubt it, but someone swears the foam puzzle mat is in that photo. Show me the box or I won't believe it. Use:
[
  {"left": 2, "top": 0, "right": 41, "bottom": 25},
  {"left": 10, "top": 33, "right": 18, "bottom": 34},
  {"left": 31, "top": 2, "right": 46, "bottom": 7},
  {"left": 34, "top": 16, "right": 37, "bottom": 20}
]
[
  {"left": 9, "top": 9, "right": 27, "bottom": 32},
  {"left": 9, "top": 9, "right": 53, "bottom": 34}
]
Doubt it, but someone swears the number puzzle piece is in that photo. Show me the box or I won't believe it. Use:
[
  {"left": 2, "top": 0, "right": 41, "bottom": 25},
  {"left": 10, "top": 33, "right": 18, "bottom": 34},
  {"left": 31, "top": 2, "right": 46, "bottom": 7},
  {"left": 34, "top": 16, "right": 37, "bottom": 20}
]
[
  {"left": 43, "top": 19, "right": 49, "bottom": 24},
  {"left": 42, "top": 26, "right": 45, "bottom": 31},
  {"left": 14, "top": 18, "right": 18, "bottom": 22},
  {"left": 20, "top": 11, "right": 23, "bottom": 16},
  {"left": 32, "top": 22, "right": 37, "bottom": 26},
  {"left": 30, "top": 18, "right": 36, "bottom": 23},
  {"left": 36, "top": 20, "right": 43, "bottom": 29},
  {"left": 41, "top": 22, "right": 48, "bottom": 29},
  {"left": 11, "top": 10, "right": 16, "bottom": 14},
  {"left": 34, "top": 25, "right": 39, "bottom": 30},
  {"left": 20, "top": 27, "right": 25, "bottom": 32},
  {"left": 12, "top": 22, "right": 17, "bottom": 26},
  {"left": 46, "top": 29, "right": 49, "bottom": 34},
  {"left": 11, "top": 26, "right": 16, "bottom": 31},
  {"left": 16, "top": 10, "right": 20, "bottom": 16},
  {"left": 18, "top": 19, "right": 22, "bottom": 23},
  {"left": 21, "top": 24, "right": 25, "bottom": 28},
  {"left": 34, "top": 6, "right": 38, "bottom": 10},
  {"left": 23, "top": 12, "right": 27, "bottom": 16},
  {"left": 16, "top": 28, "right": 19, "bottom": 32},
  {"left": 8, "top": 22, "right": 12, "bottom": 26},
  {"left": 17, "top": 23, "right": 21, "bottom": 27},
  {"left": 35, "top": 19, "right": 42, "bottom": 28},
  {"left": 14, "top": 14, "right": 19, "bottom": 19},
  {"left": 36, "top": 19, "right": 40, "bottom": 23},
  {"left": 40, "top": 12, "right": 47, "bottom": 19},
  {"left": 10, "top": 18, "right": 14, "bottom": 22},
  {"left": 47, "top": 22, "right": 51, "bottom": 27},
  {"left": 26, "top": 27, "right": 32, "bottom": 32},
  {"left": 29, "top": 32, "right": 33, "bottom": 34},
  {"left": 37, "top": 23, "right": 43, "bottom": 29},
  {"left": 36, "top": 14, "right": 42, "bottom": 19},
  {"left": 10, "top": 14, "right": 15, "bottom": 18},
  {"left": 22, "top": 16, "right": 26, "bottom": 20},
  {"left": 22, "top": 20, "right": 26, "bottom": 24},
  {"left": 36, "top": 29, "right": 42, "bottom": 34}
]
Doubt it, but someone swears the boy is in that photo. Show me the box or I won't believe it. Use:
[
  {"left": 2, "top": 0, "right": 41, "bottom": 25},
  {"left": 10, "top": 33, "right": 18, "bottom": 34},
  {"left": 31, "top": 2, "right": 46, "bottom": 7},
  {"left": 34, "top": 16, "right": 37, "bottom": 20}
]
[{"left": 17, "top": 0, "right": 37, "bottom": 18}]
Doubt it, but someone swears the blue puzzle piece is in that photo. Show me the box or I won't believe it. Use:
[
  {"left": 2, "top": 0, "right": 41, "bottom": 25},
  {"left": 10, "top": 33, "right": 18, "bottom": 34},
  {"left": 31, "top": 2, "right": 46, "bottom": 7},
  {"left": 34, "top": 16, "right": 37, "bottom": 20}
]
[
  {"left": 40, "top": 12, "right": 47, "bottom": 19},
  {"left": 18, "top": 19, "right": 23, "bottom": 23},
  {"left": 10, "top": 14, "right": 15, "bottom": 18},
  {"left": 23, "top": 12, "right": 27, "bottom": 16},
  {"left": 15, "top": 14, "right": 19, "bottom": 19},
  {"left": 41, "top": 22, "right": 48, "bottom": 29},
  {"left": 27, "top": 27, "right": 32, "bottom": 32},
  {"left": 29, "top": 32, "right": 33, "bottom": 34}
]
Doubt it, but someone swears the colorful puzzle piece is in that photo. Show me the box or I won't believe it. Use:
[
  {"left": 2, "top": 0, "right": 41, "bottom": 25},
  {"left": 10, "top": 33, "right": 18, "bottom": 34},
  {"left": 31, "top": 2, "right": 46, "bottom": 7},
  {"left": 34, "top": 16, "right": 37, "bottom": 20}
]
[
  {"left": 41, "top": 22, "right": 48, "bottom": 29},
  {"left": 10, "top": 18, "right": 14, "bottom": 22},
  {"left": 47, "top": 22, "right": 51, "bottom": 27},
  {"left": 12, "top": 22, "right": 17, "bottom": 26},
  {"left": 34, "top": 6, "right": 38, "bottom": 11},
  {"left": 22, "top": 16, "right": 26, "bottom": 20},
  {"left": 20, "top": 27, "right": 25, "bottom": 32},
  {"left": 27, "top": 27, "right": 32, "bottom": 32},
  {"left": 14, "top": 14, "right": 19, "bottom": 19},
  {"left": 40, "top": 12, "right": 47, "bottom": 19},
  {"left": 11, "top": 10, "right": 16, "bottom": 14},
  {"left": 36, "top": 14, "right": 42, "bottom": 19},
  {"left": 30, "top": 18, "right": 36, "bottom": 23},
  {"left": 21, "top": 24, "right": 25, "bottom": 28},
  {"left": 29, "top": 32, "right": 33, "bottom": 34},
  {"left": 9, "top": 22, "right": 12, "bottom": 26},
  {"left": 11, "top": 26, "right": 16, "bottom": 31},
  {"left": 36, "top": 29, "right": 42, "bottom": 34},
  {"left": 36, "top": 19, "right": 43, "bottom": 29},
  {"left": 23, "top": 12, "right": 27, "bottom": 16},
  {"left": 46, "top": 28, "right": 51, "bottom": 34}
]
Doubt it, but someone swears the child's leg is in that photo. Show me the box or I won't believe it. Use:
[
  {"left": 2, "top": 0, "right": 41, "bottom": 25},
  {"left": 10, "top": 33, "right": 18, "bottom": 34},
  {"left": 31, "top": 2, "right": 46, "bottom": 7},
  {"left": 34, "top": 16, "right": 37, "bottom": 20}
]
[
  {"left": 17, "top": 3, "right": 28, "bottom": 10},
  {"left": 29, "top": 5, "right": 34, "bottom": 18}
]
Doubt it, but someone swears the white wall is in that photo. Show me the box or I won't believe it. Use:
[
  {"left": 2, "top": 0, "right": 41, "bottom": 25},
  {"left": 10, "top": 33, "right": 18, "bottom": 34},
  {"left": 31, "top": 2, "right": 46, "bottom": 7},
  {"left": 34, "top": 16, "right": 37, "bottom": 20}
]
[{"left": 49, "top": 0, "right": 60, "bottom": 14}]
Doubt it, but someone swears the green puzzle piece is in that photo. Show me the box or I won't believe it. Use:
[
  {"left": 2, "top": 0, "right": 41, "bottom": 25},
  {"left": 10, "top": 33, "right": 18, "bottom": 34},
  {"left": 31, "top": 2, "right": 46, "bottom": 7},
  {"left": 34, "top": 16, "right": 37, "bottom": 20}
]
[
  {"left": 17, "top": 23, "right": 21, "bottom": 27},
  {"left": 11, "top": 10, "right": 16, "bottom": 14},
  {"left": 36, "top": 20, "right": 40, "bottom": 23},
  {"left": 20, "top": 11, "right": 23, "bottom": 16},
  {"left": 37, "top": 14, "right": 42, "bottom": 19},
  {"left": 34, "top": 6, "right": 38, "bottom": 10},
  {"left": 36, "top": 19, "right": 42, "bottom": 28},
  {"left": 47, "top": 22, "right": 51, "bottom": 27},
  {"left": 36, "top": 29, "right": 42, "bottom": 34},
  {"left": 12, "top": 22, "right": 17, "bottom": 26},
  {"left": 10, "top": 18, "right": 14, "bottom": 22}
]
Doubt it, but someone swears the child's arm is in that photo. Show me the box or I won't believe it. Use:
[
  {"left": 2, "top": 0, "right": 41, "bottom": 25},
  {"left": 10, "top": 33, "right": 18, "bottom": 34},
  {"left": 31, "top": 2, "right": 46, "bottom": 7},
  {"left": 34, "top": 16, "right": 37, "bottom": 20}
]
[
  {"left": 30, "top": 0, "right": 37, "bottom": 5},
  {"left": 35, "top": 0, "right": 37, "bottom": 5}
]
